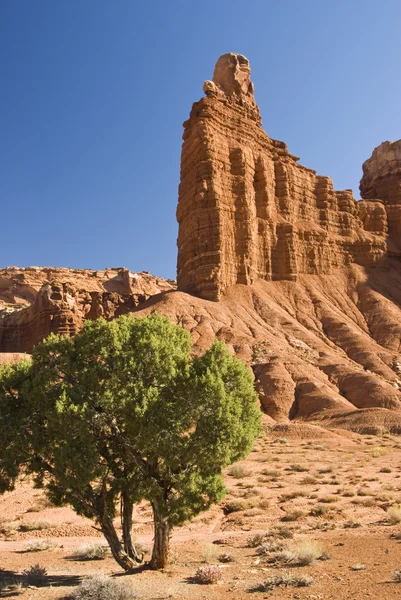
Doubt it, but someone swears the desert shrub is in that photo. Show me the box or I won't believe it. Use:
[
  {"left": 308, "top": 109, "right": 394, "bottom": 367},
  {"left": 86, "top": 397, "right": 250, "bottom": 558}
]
[
  {"left": 25, "top": 539, "right": 56, "bottom": 552},
  {"left": 22, "top": 564, "right": 47, "bottom": 586},
  {"left": 343, "top": 520, "right": 361, "bottom": 529},
  {"left": 218, "top": 552, "right": 234, "bottom": 563},
  {"left": 248, "top": 533, "right": 267, "bottom": 548},
  {"left": 288, "top": 538, "right": 324, "bottom": 566},
  {"left": 318, "top": 466, "right": 332, "bottom": 474},
  {"left": 279, "top": 491, "right": 307, "bottom": 501},
  {"left": 281, "top": 509, "right": 305, "bottom": 522},
  {"left": 273, "top": 437, "right": 288, "bottom": 445},
  {"left": 258, "top": 498, "right": 270, "bottom": 510},
  {"left": 193, "top": 565, "right": 222, "bottom": 584},
  {"left": 318, "top": 495, "right": 338, "bottom": 503},
  {"left": 393, "top": 570, "right": 401, "bottom": 583},
  {"left": 301, "top": 475, "right": 318, "bottom": 485},
  {"left": 20, "top": 520, "right": 53, "bottom": 532},
  {"left": 387, "top": 504, "right": 401, "bottom": 524},
  {"left": 257, "top": 570, "right": 314, "bottom": 591},
  {"left": 0, "top": 520, "right": 20, "bottom": 534},
  {"left": 357, "top": 487, "right": 371, "bottom": 496},
  {"left": 71, "top": 575, "right": 137, "bottom": 599},
  {"left": 272, "top": 525, "right": 294, "bottom": 539},
  {"left": 341, "top": 489, "right": 356, "bottom": 497},
  {"left": 223, "top": 499, "right": 251, "bottom": 514},
  {"left": 380, "top": 467, "right": 392, "bottom": 473},
  {"left": 228, "top": 464, "right": 251, "bottom": 478},
  {"left": 289, "top": 464, "right": 309, "bottom": 472},
  {"left": 310, "top": 504, "right": 329, "bottom": 517},
  {"left": 74, "top": 543, "right": 110, "bottom": 560}
]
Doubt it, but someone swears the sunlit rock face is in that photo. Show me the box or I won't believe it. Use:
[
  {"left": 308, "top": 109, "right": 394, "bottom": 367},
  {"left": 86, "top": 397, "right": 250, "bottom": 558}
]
[{"left": 177, "top": 53, "right": 388, "bottom": 301}]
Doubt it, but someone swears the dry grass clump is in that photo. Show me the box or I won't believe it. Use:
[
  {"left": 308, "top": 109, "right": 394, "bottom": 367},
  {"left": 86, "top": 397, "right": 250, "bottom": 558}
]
[
  {"left": 317, "top": 466, "right": 333, "bottom": 474},
  {"left": 228, "top": 464, "right": 251, "bottom": 478},
  {"left": 71, "top": 575, "right": 137, "bottom": 599},
  {"left": 223, "top": 499, "right": 252, "bottom": 514},
  {"left": 201, "top": 543, "right": 217, "bottom": 563},
  {"left": 193, "top": 565, "right": 222, "bottom": 584},
  {"left": 25, "top": 539, "right": 57, "bottom": 552},
  {"left": 288, "top": 538, "right": 324, "bottom": 566},
  {"left": 288, "top": 464, "right": 309, "bottom": 473},
  {"left": 22, "top": 564, "right": 48, "bottom": 586},
  {"left": 20, "top": 520, "right": 53, "bottom": 532},
  {"left": 74, "top": 542, "right": 110, "bottom": 560},
  {"left": 281, "top": 509, "right": 305, "bottom": 522},
  {"left": 387, "top": 504, "right": 401, "bottom": 524},
  {"left": 279, "top": 490, "right": 307, "bottom": 501},
  {"left": 256, "top": 570, "right": 314, "bottom": 591},
  {"left": 218, "top": 552, "right": 234, "bottom": 563},
  {"left": 273, "top": 437, "right": 288, "bottom": 445},
  {"left": 301, "top": 475, "right": 318, "bottom": 485},
  {"left": 309, "top": 503, "right": 330, "bottom": 517},
  {"left": 0, "top": 520, "right": 20, "bottom": 535},
  {"left": 380, "top": 466, "right": 392, "bottom": 473}
]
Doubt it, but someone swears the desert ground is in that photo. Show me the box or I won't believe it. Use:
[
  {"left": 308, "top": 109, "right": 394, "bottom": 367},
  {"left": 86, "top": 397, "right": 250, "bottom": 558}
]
[{"left": 1, "top": 422, "right": 401, "bottom": 599}]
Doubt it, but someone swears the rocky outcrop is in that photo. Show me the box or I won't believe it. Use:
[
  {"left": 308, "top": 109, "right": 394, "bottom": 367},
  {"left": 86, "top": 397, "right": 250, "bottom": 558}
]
[
  {"left": 0, "top": 267, "right": 175, "bottom": 352},
  {"left": 177, "top": 53, "right": 387, "bottom": 301},
  {"left": 360, "top": 140, "right": 401, "bottom": 254}
]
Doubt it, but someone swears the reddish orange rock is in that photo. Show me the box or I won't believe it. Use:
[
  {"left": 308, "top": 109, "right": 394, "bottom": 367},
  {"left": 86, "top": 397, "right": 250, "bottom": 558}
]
[{"left": 177, "top": 53, "right": 387, "bottom": 301}]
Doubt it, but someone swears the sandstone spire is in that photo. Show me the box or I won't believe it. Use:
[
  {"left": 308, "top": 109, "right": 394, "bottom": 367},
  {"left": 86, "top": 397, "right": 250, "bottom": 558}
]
[{"left": 177, "top": 53, "right": 387, "bottom": 301}]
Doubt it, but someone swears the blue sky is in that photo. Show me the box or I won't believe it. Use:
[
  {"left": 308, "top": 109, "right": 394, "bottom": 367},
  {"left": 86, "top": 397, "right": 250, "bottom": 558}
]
[{"left": 1, "top": 1, "right": 400, "bottom": 280}]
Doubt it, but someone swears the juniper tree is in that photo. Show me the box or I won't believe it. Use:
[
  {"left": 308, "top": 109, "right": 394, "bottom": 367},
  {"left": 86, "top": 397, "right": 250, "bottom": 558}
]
[{"left": 0, "top": 313, "right": 261, "bottom": 570}]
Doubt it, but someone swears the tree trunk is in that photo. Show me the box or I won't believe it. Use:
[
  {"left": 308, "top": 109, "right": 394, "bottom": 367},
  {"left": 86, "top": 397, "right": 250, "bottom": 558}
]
[
  {"left": 121, "top": 490, "right": 143, "bottom": 562},
  {"left": 150, "top": 502, "right": 171, "bottom": 569},
  {"left": 100, "top": 513, "right": 137, "bottom": 571}
]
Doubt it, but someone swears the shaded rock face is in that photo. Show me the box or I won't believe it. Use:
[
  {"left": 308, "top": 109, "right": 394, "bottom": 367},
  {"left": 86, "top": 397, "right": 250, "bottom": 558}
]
[
  {"left": 177, "top": 53, "right": 388, "bottom": 301},
  {"left": 0, "top": 267, "right": 175, "bottom": 352}
]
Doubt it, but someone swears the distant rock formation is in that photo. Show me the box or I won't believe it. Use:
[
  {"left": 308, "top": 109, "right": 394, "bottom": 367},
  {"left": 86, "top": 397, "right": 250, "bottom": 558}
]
[
  {"left": 177, "top": 52, "right": 388, "bottom": 300},
  {"left": 0, "top": 267, "right": 175, "bottom": 352}
]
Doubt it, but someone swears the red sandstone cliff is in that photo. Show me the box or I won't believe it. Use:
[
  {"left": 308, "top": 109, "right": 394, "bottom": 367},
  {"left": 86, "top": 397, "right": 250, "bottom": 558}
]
[
  {"left": 1, "top": 54, "right": 401, "bottom": 435},
  {"left": 177, "top": 53, "right": 388, "bottom": 301}
]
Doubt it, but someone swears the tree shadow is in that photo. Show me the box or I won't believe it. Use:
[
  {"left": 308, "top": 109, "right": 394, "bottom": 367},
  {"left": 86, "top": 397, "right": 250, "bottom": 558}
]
[{"left": 0, "top": 569, "right": 82, "bottom": 597}]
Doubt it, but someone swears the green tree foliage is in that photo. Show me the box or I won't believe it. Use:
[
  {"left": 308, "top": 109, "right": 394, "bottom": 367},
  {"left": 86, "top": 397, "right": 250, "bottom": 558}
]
[{"left": 0, "top": 313, "right": 261, "bottom": 569}]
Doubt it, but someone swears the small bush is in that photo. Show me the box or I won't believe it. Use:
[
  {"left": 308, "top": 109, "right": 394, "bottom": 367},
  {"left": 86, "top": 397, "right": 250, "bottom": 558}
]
[
  {"left": 20, "top": 520, "right": 53, "bottom": 532},
  {"left": 25, "top": 539, "right": 56, "bottom": 552},
  {"left": 0, "top": 520, "right": 20, "bottom": 535},
  {"left": 74, "top": 543, "right": 110, "bottom": 560},
  {"left": 310, "top": 504, "right": 329, "bottom": 517},
  {"left": 281, "top": 509, "right": 305, "bottom": 522},
  {"left": 257, "top": 570, "right": 314, "bottom": 591},
  {"left": 223, "top": 499, "right": 251, "bottom": 514},
  {"left": 289, "top": 464, "right": 309, "bottom": 473},
  {"left": 301, "top": 475, "right": 318, "bottom": 485},
  {"left": 273, "top": 437, "right": 288, "bottom": 445},
  {"left": 343, "top": 520, "right": 362, "bottom": 529},
  {"left": 289, "top": 538, "right": 324, "bottom": 566},
  {"left": 387, "top": 504, "right": 401, "bottom": 524},
  {"left": 228, "top": 464, "right": 251, "bottom": 478},
  {"left": 22, "top": 564, "right": 48, "bottom": 586},
  {"left": 193, "top": 565, "right": 222, "bottom": 584},
  {"left": 218, "top": 552, "right": 234, "bottom": 563},
  {"left": 71, "top": 575, "right": 137, "bottom": 599},
  {"left": 380, "top": 467, "right": 392, "bottom": 473},
  {"left": 248, "top": 533, "right": 267, "bottom": 548},
  {"left": 318, "top": 466, "right": 333, "bottom": 474}
]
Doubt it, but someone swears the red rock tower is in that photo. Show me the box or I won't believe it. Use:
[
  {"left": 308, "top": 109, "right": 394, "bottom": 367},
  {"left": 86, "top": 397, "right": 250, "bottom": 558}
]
[{"left": 177, "top": 53, "right": 388, "bottom": 301}]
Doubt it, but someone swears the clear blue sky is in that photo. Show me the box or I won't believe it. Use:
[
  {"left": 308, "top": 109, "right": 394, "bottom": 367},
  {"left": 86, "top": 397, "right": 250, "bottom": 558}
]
[{"left": 1, "top": 1, "right": 400, "bottom": 280}]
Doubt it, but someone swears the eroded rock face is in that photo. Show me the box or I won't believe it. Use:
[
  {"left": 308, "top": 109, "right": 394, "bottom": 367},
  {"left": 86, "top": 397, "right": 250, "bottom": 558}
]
[
  {"left": 177, "top": 53, "right": 388, "bottom": 301},
  {"left": 0, "top": 267, "right": 175, "bottom": 352},
  {"left": 360, "top": 140, "right": 401, "bottom": 252}
]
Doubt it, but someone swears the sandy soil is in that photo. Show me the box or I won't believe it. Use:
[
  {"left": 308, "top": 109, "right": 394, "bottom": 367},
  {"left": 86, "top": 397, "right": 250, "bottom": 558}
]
[{"left": 1, "top": 424, "right": 401, "bottom": 599}]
